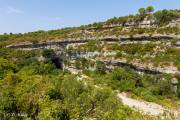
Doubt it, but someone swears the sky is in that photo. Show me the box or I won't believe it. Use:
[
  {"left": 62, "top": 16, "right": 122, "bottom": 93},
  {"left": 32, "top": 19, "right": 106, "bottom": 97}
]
[{"left": 0, "top": 0, "right": 180, "bottom": 34}]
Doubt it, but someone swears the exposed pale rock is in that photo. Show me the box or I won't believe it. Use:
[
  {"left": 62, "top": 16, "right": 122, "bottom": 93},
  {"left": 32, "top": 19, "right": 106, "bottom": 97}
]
[
  {"left": 117, "top": 93, "right": 165, "bottom": 116},
  {"left": 171, "top": 78, "right": 179, "bottom": 85}
]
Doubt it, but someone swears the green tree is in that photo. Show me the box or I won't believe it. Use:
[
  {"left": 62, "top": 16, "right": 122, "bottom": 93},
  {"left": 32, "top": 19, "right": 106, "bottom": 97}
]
[
  {"left": 0, "top": 58, "right": 17, "bottom": 79},
  {"left": 42, "top": 49, "right": 55, "bottom": 58},
  {"left": 75, "top": 58, "right": 82, "bottom": 69},
  {"left": 96, "top": 61, "right": 106, "bottom": 74},
  {"left": 36, "top": 62, "right": 56, "bottom": 75},
  {"left": 138, "top": 8, "right": 146, "bottom": 15},
  {"left": 146, "top": 6, "right": 154, "bottom": 14},
  {"left": 51, "top": 109, "right": 70, "bottom": 120},
  {"left": 154, "top": 9, "right": 176, "bottom": 26}
]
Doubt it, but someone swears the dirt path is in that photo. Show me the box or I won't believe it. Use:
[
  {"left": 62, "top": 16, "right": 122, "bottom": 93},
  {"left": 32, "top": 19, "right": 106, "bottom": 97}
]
[
  {"left": 66, "top": 68, "right": 180, "bottom": 119},
  {"left": 117, "top": 93, "right": 165, "bottom": 116}
]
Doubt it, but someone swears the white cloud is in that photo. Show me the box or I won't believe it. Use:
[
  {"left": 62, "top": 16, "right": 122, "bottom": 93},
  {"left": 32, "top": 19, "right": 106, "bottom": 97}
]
[{"left": 7, "top": 7, "right": 24, "bottom": 14}]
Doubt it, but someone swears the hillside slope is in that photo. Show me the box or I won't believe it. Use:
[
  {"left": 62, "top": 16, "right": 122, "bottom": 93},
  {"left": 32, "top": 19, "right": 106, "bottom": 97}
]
[{"left": 0, "top": 7, "right": 180, "bottom": 120}]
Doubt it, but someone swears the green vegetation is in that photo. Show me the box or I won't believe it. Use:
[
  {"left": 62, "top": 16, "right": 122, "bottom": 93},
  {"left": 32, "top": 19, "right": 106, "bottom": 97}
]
[
  {"left": 68, "top": 40, "right": 180, "bottom": 70},
  {"left": 137, "top": 6, "right": 154, "bottom": 16},
  {"left": 67, "top": 40, "right": 103, "bottom": 52},
  {"left": 154, "top": 9, "right": 180, "bottom": 26},
  {"left": 0, "top": 7, "right": 179, "bottom": 47},
  {"left": 146, "top": 6, "right": 154, "bottom": 14},
  {"left": 0, "top": 48, "right": 162, "bottom": 120},
  {"left": 0, "top": 7, "right": 180, "bottom": 120},
  {"left": 82, "top": 67, "right": 180, "bottom": 108},
  {"left": 138, "top": 8, "right": 146, "bottom": 15}
]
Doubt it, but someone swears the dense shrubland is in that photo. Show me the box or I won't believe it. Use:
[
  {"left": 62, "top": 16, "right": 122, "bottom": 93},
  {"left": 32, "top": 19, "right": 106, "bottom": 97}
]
[
  {"left": 0, "top": 48, "right": 162, "bottom": 120},
  {"left": 0, "top": 7, "right": 180, "bottom": 120},
  {"left": 65, "top": 51, "right": 180, "bottom": 108},
  {"left": 82, "top": 67, "right": 180, "bottom": 108}
]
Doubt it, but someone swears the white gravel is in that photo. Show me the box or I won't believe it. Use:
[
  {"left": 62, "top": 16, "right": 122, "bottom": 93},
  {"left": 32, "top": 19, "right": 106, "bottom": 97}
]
[{"left": 117, "top": 93, "right": 165, "bottom": 116}]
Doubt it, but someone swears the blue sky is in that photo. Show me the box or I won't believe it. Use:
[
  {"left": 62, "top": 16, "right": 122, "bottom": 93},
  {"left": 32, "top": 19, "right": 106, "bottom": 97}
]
[{"left": 0, "top": 0, "right": 180, "bottom": 34}]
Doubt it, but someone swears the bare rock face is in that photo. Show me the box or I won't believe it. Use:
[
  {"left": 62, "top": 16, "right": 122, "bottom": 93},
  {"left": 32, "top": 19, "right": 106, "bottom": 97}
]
[
  {"left": 167, "top": 18, "right": 180, "bottom": 28},
  {"left": 171, "top": 78, "right": 179, "bottom": 93},
  {"left": 37, "top": 56, "right": 45, "bottom": 62},
  {"left": 171, "top": 78, "right": 179, "bottom": 85},
  {"left": 139, "top": 17, "right": 156, "bottom": 28}
]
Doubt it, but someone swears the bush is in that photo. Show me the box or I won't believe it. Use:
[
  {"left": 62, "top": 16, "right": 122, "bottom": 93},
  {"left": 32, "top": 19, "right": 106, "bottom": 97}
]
[
  {"left": 42, "top": 49, "right": 55, "bottom": 58},
  {"left": 134, "top": 87, "right": 158, "bottom": 102},
  {"left": 95, "top": 61, "right": 106, "bottom": 74},
  {"left": 35, "top": 62, "right": 56, "bottom": 74},
  {"left": 47, "top": 89, "right": 63, "bottom": 100},
  {"left": 0, "top": 58, "right": 17, "bottom": 79},
  {"left": 51, "top": 109, "right": 70, "bottom": 120},
  {"left": 115, "top": 52, "right": 123, "bottom": 58},
  {"left": 17, "top": 57, "right": 38, "bottom": 68}
]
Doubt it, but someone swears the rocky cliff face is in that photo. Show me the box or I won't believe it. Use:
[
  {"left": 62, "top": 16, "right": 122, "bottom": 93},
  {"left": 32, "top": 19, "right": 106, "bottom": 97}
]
[
  {"left": 6, "top": 34, "right": 180, "bottom": 49},
  {"left": 64, "top": 51, "right": 180, "bottom": 74},
  {"left": 168, "top": 18, "right": 180, "bottom": 28}
]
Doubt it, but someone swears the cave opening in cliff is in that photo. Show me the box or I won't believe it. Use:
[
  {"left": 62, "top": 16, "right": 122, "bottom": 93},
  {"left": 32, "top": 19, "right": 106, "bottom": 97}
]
[{"left": 51, "top": 56, "right": 63, "bottom": 69}]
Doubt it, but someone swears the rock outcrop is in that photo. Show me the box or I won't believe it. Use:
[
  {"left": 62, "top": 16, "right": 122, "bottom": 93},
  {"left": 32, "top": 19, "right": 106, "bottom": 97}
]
[{"left": 167, "top": 18, "right": 180, "bottom": 28}]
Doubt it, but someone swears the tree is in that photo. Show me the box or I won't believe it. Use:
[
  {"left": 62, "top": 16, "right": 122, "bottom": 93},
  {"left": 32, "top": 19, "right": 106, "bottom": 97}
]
[
  {"left": 42, "top": 49, "right": 55, "bottom": 58},
  {"left": 138, "top": 8, "right": 146, "bottom": 15},
  {"left": 146, "top": 6, "right": 154, "bottom": 14},
  {"left": 36, "top": 62, "right": 56, "bottom": 74},
  {"left": 81, "top": 58, "right": 89, "bottom": 69},
  {"left": 52, "top": 109, "right": 70, "bottom": 120},
  {"left": 0, "top": 58, "right": 17, "bottom": 79},
  {"left": 75, "top": 58, "right": 82, "bottom": 69},
  {"left": 96, "top": 61, "right": 106, "bottom": 74},
  {"left": 154, "top": 9, "right": 176, "bottom": 26}
]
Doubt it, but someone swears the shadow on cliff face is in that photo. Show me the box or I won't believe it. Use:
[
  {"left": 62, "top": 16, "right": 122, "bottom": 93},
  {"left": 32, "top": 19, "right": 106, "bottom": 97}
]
[
  {"left": 42, "top": 49, "right": 63, "bottom": 69},
  {"left": 51, "top": 56, "right": 63, "bottom": 69}
]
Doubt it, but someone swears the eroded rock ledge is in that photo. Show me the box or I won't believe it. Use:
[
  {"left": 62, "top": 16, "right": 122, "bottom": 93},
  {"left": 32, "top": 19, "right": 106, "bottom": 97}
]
[
  {"left": 6, "top": 34, "right": 180, "bottom": 49},
  {"left": 99, "top": 59, "right": 180, "bottom": 74}
]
